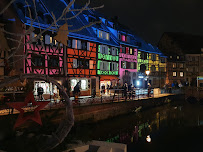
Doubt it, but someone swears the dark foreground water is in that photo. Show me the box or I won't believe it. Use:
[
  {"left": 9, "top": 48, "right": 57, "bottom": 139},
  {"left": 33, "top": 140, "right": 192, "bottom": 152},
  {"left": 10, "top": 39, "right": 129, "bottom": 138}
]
[{"left": 58, "top": 100, "right": 203, "bottom": 152}]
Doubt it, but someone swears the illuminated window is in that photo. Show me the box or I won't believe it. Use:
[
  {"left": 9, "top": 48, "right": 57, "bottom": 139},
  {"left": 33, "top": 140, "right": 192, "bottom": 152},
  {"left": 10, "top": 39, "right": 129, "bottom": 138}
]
[
  {"left": 81, "top": 79, "right": 87, "bottom": 90},
  {"left": 40, "top": 35, "right": 43, "bottom": 41},
  {"left": 130, "top": 48, "right": 133, "bottom": 55},
  {"left": 106, "top": 33, "right": 110, "bottom": 40},
  {"left": 89, "top": 60, "right": 94, "bottom": 69},
  {"left": 99, "top": 31, "right": 103, "bottom": 38},
  {"left": 180, "top": 72, "right": 184, "bottom": 77},
  {"left": 121, "top": 35, "right": 125, "bottom": 41},
  {"left": 177, "top": 56, "right": 179, "bottom": 59},
  {"left": 173, "top": 72, "right": 176, "bottom": 77},
  {"left": 173, "top": 63, "right": 176, "bottom": 68},
  {"left": 50, "top": 37, "right": 53, "bottom": 43},
  {"left": 121, "top": 61, "right": 126, "bottom": 69}
]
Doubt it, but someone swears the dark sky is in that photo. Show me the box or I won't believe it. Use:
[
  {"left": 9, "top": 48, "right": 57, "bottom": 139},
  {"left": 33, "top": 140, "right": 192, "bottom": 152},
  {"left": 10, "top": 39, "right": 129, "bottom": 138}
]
[{"left": 76, "top": 0, "right": 203, "bottom": 45}]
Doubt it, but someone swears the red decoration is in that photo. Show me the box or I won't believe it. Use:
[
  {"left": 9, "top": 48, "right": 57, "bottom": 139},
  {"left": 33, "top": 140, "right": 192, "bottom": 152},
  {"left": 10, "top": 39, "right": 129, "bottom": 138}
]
[{"left": 6, "top": 91, "right": 49, "bottom": 129}]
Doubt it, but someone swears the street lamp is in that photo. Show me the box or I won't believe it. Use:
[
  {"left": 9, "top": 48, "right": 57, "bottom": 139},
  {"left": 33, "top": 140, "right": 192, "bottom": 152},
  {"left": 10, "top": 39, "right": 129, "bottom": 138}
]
[{"left": 145, "top": 70, "right": 150, "bottom": 76}]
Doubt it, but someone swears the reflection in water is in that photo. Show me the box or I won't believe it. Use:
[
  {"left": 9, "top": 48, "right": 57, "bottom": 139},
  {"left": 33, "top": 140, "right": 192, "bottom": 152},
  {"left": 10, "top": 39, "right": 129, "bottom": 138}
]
[{"left": 66, "top": 101, "right": 203, "bottom": 151}]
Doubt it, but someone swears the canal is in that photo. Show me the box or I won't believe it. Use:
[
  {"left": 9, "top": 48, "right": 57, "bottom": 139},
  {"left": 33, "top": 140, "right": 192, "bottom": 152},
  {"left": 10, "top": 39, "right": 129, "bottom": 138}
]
[{"left": 55, "top": 99, "right": 203, "bottom": 152}]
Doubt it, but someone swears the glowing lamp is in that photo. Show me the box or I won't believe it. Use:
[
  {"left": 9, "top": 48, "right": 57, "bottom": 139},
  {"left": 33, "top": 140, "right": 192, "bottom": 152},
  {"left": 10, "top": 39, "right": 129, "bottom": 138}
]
[
  {"left": 136, "top": 80, "right": 140, "bottom": 86},
  {"left": 145, "top": 70, "right": 150, "bottom": 76},
  {"left": 146, "top": 135, "right": 151, "bottom": 143}
]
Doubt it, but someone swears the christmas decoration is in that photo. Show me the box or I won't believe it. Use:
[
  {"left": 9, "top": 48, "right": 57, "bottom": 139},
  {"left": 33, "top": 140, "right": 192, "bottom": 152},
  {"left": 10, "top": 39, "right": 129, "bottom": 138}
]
[
  {"left": 7, "top": 91, "right": 49, "bottom": 129},
  {"left": 54, "top": 23, "right": 69, "bottom": 46}
]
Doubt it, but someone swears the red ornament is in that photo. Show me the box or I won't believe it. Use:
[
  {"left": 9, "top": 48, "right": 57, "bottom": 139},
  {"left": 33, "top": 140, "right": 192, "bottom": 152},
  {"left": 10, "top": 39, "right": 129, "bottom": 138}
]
[{"left": 6, "top": 91, "right": 49, "bottom": 129}]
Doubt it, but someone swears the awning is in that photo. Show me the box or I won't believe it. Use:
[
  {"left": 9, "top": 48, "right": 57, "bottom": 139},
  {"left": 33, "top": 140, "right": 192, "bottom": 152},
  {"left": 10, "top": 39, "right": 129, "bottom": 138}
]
[{"left": 100, "top": 75, "right": 119, "bottom": 81}]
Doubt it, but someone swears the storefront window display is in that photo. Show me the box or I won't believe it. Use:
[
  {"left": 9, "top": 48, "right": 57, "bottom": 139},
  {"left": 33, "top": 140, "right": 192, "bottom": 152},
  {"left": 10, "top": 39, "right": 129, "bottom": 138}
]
[
  {"left": 70, "top": 78, "right": 88, "bottom": 91},
  {"left": 34, "top": 81, "right": 60, "bottom": 96}
]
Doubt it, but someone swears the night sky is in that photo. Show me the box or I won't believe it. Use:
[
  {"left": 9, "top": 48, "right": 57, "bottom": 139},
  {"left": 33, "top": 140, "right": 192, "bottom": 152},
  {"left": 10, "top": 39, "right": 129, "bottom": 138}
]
[{"left": 76, "top": 0, "right": 203, "bottom": 45}]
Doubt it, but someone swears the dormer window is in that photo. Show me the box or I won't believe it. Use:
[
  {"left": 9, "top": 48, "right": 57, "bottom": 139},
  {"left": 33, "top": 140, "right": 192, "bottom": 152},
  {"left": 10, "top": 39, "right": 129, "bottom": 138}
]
[
  {"left": 98, "top": 30, "right": 110, "bottom": 41},
  {"left": 121, "top": 35, "right": 125, "bottom": 41}
]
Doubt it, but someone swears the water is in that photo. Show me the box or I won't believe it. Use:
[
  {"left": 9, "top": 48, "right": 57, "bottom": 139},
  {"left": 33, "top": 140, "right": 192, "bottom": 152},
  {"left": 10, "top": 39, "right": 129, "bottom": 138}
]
[{"left": 63, "top": 100, "right": 203, "bottom": 152}]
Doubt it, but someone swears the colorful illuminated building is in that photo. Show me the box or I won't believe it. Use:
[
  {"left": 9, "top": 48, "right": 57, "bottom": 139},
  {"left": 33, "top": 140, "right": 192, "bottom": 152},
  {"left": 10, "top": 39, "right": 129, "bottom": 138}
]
[
  {"left": 5, "top": 0, "right": 168, "bottom": 98},
  {"left": 148, "top": 44, "right": 167, "bottom": 88}
]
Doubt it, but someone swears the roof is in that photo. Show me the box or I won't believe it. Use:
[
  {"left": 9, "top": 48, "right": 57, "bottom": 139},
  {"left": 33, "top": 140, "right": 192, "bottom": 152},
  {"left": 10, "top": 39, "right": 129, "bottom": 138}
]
[
  {"left": 12, "top": 0, "right": 98, "bottom": 41},
  {"left": 162, "top": 32, "right": 203, "bottom": 54}
]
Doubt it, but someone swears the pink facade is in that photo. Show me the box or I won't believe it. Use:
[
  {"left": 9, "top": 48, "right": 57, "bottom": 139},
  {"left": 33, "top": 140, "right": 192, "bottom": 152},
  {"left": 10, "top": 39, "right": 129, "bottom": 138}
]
[
  {"left": 119, "top": 48, "right": 137, "bottom": 78},
  {"left": 24, "top": 35, "right": 63, "bottom": 75}
]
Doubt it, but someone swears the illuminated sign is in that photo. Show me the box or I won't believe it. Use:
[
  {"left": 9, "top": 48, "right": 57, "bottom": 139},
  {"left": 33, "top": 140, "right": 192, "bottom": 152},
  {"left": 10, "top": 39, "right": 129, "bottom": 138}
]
[{"left": 97, "top": 70, "right": 118, "bottom": 75}]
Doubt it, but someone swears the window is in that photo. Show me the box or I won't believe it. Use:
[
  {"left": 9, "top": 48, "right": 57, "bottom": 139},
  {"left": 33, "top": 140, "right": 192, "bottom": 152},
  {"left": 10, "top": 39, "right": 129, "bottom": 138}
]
[
  {"left": 129, "top": 48, "right": 134, "bottom": 55},
  {"left": 173, "top": 72, "right": 176, "bottom": 77},
  {"left": 111, "top": 47, "right": 117, "bottom": 56},
  {"left": 48, "top": 57, "right": 59, "bottom": 68},
  {"left": 32, "top": 55, "right": 44, "bottom": 67},
  {"left": 179, "top": 63, "right": 184, "bottom": 68},
  {"left": 45, "top": 35, "right": 50, "bottom": 44},
  {"left": 177, "top": 56, "right": 179, "bottom": 59},
  {"left": 100, "top": 61, "right": 109, "bottom": 70},
  {"left": 121, "top": 35, "right": 125, "bottom": 41},
  {"left": 71, "top": 79, "right": 77, "bottom": 91},
  {"left": 72, "top": 39, "right": 77, "bottom": 49},
  {"left": 152, "top": 54, "right": 156, "bottom": 61},
  {"left": 77, "top": 40, "right": 81, "bottom": 49},
  {"left": 180, "top": 72, "right": 184, "bottom": 77},
  {"left": 81, "top": 42, "right": 87, "bottom": 50},
  {"left": 81, "top": 79, "right": 87, "bottom": 90},
  {"left": 100, "top": 45, "right": 109, "bottom": 54},
  {"left": 77, "top": 59, "right": 89, "bottom": 69},
  {"left": 73, "top": 59, "right": 77, "bottom": 68},
  {"left": 106, "top": 33, "right": 110, "bottom": 40},
  {"left": 151, "top": 65, "right": 156, "bottom": 72},
  {"left": 67, "top": 39, "right": 72, "bottom": 48},
  {"left": 130, "top": 62, "right": 136, "bottom": 69},
  {"left": 99, "top": 31, "right": 103, "bottom": 38},
  {"left": 122, "top": 47, "right": 126, "bottom": 54},
  {"left": 121, "top": 61, "right": 126, "bottom": 69},
  {"left": 89, "top": 60, "right": 94, "bottom": 69},
  {"left": 110, "top": 62, "right": 118, "bottom": 71},
  {"left": 173, "top": 63, "right": 176, "bottom": 68}
]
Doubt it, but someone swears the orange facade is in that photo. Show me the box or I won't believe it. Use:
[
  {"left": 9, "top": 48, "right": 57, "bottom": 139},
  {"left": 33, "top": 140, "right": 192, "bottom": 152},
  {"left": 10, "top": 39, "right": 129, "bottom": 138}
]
[{"left": 67, "top": 42, "right": 97, "bottom": 77}]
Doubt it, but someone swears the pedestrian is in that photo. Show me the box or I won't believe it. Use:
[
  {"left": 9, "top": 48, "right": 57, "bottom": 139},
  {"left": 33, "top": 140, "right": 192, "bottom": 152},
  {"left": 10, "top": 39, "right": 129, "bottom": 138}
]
[
  {"left": 128, "top": 84, "right": 132, "bottom": 99},
  {"left": 124, "top": 84, "right": 127, "bottom": 100},
  {"left": 73, "top": 81, "right": 81, "bottom": 102},
  {"left": 92, "top": 86, "right": 96, "bottom": 98},
  {"left": 147, "top": 83, "right": 151, "bottom": 97},
  {"left": 37, "top": 86, "right": 44, "bottom": 100}
]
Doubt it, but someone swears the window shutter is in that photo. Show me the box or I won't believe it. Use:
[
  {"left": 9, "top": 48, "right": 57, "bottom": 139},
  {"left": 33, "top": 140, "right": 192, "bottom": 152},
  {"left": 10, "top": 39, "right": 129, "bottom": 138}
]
[
  {"left": 72, "top": 39, "right": 77, "bottom": 49},
  {"left": 45, "top": 35, "right": 50, "bottom": 44},
  {"left": 87, "top": 42, "right": 90, "bottom": 50},
  {"left": 105, "top": 46, "right": 109, "bottom": 54},
  {"left": 73, "top": 59, "right": 77, "bottom": 68},
  {"left": 77, "top": 40, "right": 81, "bottom": 49}
]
